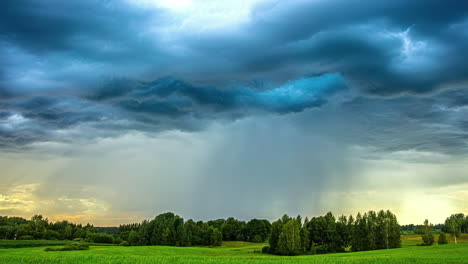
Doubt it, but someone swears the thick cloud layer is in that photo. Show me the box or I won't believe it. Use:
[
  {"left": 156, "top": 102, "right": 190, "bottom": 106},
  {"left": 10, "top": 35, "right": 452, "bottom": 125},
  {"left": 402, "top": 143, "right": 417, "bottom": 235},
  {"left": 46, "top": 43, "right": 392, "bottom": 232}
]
[
  {"left": 1, "top": 1, "right": 468, "bottom": 224},
  {"left": 1, "top": 0, "right": 468, "bottom": 150},
  {"left": 0, "top": 74, "right": 346, "bottom": 148},
  {"left": 2, "top": 0, "right": 468, "bottom": 93}
]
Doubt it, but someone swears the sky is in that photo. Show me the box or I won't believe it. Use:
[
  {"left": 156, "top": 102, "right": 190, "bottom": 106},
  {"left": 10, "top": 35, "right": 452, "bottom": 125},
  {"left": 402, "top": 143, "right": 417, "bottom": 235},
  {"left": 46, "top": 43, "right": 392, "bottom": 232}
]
[{"left": 1, "top": 0, "right": 468, "bottom": 226}]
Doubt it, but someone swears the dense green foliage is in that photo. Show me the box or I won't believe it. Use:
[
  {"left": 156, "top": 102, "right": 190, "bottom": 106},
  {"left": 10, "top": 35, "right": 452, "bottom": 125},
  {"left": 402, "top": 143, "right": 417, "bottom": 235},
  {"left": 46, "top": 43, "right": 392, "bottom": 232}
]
[
  {"left": 120, "top": 212, "right": 223, "bottom": 246},
  {"left": 1, "top": 240, "right": 467, "bottom": 264},
  {"left": 2, "top": 211, "right": 466, "bottom": 256},
  {"left": 120, "top": 213, "right": 271, "bottom": 247},
  {"left": 421, "top": 219, "right": 435, "bottom": 246},
  {"left": 442, "top": 213, "right": 468, "bottom": 244},
  {"left": 276, "top": 218, "right": 301, "bottom": 255},
  {"left": 438, "top": 233, "right": 449, "bottom": 245},
  {"left": 0, "top": 239, "right": 78, "bottom": 249},
  {"left": 265, "top": 210, "right": 401, "bottom": 255},
  {"left": 44, "top": 242, "right": 90, "bottom": 251},
  {"left": 0, "top": 215, "right": 101, "bottom": 242}
]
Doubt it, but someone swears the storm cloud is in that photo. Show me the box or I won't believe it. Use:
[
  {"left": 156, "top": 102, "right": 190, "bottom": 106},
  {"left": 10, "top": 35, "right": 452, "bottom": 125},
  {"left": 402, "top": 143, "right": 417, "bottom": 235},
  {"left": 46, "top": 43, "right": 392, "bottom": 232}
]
[
  {"left": 1, "top": 0, "right": 468, "bottom": 149},
  {"left": 1, "top": 0, "right": 468, "bottom": 224}
]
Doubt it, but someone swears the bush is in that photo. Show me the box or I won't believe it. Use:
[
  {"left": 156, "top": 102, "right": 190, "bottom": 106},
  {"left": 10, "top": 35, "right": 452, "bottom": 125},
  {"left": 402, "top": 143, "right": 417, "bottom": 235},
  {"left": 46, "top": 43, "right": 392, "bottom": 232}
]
[
  {"left": 120, "top": 241, "right": 130, "bottom": 246},
  {"left": 438, "top": 233, "right": 449, "bottom": 245},
  {"left": 63, "top": 243, "right": 90, "bottom": 251},
  {"left": 262, "top": 246, "right": 270, "bottom": 254},
  {"left": 73, "top": 238, "right": 84, "bottom": 242},
  {"left": 45, "top": 243, "right": 89, "bottom": 251},
  {"left": 314, "top": 244, "right": 331, "bottom": 254}
]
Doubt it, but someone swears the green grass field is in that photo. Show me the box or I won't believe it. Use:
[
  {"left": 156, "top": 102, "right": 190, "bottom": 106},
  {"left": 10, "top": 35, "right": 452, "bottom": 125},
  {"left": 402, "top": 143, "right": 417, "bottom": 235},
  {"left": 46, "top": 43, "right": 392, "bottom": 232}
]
[
  {"left": 1, "top": 235, "right": 467, "bottom": 264},
  {"left": 0, "top": 239, "right": 114, "bottom": 249}
]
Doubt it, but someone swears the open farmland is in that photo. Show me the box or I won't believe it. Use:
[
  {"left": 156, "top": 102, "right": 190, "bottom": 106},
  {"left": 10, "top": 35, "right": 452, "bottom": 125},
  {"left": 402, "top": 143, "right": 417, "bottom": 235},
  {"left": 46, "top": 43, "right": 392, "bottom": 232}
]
[{"left": 1, "top": 236, "right": 467, "bottom": 264}]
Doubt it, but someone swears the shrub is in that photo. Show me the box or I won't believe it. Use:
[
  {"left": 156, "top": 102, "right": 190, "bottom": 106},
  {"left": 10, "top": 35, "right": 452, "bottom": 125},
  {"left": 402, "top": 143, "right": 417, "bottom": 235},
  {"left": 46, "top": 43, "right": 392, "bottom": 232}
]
[
  {"left": 45, "top": 243, "right": 89, "bottom": 251},
  {"left": 438, "top": 233, "right": 449, "bottom": 245},
  {"left": 73, "top": 238, "right": 84, "bottom": 242},
  {"left": 314, "top": 244, "right": 331, "bottom": 254},
  {"left": 262, "top": 246, "right": 270, "bottom": 254},
  {"left": 19, "top": 235, "right": 34, "bottom": 240},
  {"left": 63, "top": 243, "right": 90, "bottom": 251},
  {"left": 120, "top": 241, "right": 130, "bottom": 246}
]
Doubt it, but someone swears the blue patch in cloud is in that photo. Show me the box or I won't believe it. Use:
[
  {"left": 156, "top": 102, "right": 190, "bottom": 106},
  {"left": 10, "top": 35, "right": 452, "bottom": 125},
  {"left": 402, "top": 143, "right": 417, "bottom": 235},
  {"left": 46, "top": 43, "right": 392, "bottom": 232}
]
[
  {"left": 258, "top": 74, "right": 346, "bottom": 113},
  {"left": 99, "top": 74, "right": 347, "bottom": 117}
]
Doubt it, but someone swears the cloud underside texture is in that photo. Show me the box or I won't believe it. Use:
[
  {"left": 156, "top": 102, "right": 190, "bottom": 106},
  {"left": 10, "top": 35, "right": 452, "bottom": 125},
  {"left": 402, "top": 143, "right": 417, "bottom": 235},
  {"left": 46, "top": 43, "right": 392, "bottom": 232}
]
[{"left": 0, "top": 0, "right": 468, "bottom": 154}]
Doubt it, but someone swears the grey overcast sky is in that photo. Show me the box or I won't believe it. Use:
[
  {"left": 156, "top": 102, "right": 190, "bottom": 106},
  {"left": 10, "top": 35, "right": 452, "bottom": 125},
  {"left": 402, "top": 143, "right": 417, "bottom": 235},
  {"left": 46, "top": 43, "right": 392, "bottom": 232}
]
[{"left": 1, "top": 0, "right": 467, "bottom": 226}]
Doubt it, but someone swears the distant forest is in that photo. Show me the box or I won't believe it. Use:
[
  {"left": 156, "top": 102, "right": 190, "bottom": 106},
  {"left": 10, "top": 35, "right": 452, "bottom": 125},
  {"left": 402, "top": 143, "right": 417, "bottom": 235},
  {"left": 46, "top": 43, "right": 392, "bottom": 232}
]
[{"left": 1, "top": 212, "right": 467, "bottom": 256}]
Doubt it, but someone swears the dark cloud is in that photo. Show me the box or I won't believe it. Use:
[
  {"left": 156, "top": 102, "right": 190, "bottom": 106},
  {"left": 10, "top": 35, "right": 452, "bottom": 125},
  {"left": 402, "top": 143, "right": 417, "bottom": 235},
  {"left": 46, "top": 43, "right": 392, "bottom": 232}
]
[
  {"left": 93, "top": 74, "right": 346, "bottom": 114},
  {"left": 178, "top": 0, "right": 468, "bottom": 94},
  {"left": 1, "top": 0, "right": 468, "bottom": 153},
  {"left": 0, "top": 0, "right": 169, "bottom": 93},
  {"left": 1, "top": 0, "right": 467, "bottom": 93},
  {"left": 0, "top": 0, "right": 160, "bottom": 54},
  {"left": 0, "top": 74, "right": 347, "bottom": 147},
  {"left": 287, "top": 90, "right": 468, "bottom": 156}
]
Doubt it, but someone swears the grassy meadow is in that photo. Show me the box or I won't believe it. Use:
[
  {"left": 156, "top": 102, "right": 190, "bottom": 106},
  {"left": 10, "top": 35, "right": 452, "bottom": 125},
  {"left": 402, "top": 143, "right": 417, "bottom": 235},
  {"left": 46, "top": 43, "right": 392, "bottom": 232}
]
[
  {"left": 0, "top": 239, "right": 111, "bottom": 249},
  {"left": 1, "top": 235, "right": 467, "bottom": 264}
]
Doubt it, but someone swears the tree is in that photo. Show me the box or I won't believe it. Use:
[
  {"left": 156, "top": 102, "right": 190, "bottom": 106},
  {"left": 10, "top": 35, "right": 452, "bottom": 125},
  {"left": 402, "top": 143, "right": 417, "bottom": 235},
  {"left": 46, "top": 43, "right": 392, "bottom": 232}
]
[
  {"left": 64, "top": 225, "right": 74, "bottom": 240},
  {"left": 138, "top": 220, "right": 152, "bottom": 245},
  {"left": 444, "top": 214, "right": 462, "bottom": 244},
  {"left": 174, "top": 216, "right": 187, "bottom": 246},
  {"left": 277, "top": 218, "right": 301, "bottom": 255},
  {"left": 207, "top": 219, "right": 225, "bottom": 229},
  {"left": 210, "top": 227, "right": 222, "bottom": 246},
  {"left": 150, "top": 212, "right": 177, "bottom": 246},
  {"left": 438, "top": 232, "right": 448, "bottom": 245},
  {"left": 336, "top": 215, "right": 350, "bottom": 251},
  {"left": 351, "top": 213, "right": 369, "bottom": 251},
  {"left": 185, "top": 219, "right": 200, "bottom": 246},
  {"left": 350, "top": 210, "right": 400, "bottom": 252},
  {"left": 244, "top": 219, "right": 271, "bottom": 242},
  {"left": 128, "top": 230, "right": 143, "bottom": 246},
  {"left": 375, "top": 210, "right": 388, "bottom": 249},
  {"left": 387, "top": 211, "right": 401, "bottom": 249},
  {"left": 221, "top": 217, "right": 244, "bottom": 241},
  {"left": 29, "top": 215, "right": 48, "bottom": 239},
  {"left": 421, "top": 219, "right": 434, "bottom": 246},
  {"left": 300, "top": 222, "right": 310, "bottom": 252},
  {"left": 366, "top": 211, "right": 378, "bottom": 250},
  {"left": 268, "top": 219, "right": 284, "bottom": 253}
]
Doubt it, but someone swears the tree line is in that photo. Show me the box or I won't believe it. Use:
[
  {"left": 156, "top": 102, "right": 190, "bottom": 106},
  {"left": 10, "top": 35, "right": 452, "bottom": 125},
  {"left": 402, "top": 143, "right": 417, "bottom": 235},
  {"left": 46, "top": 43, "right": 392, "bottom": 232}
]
[
  {"left": 118, "top": 212, "right": 271, "bottom": 246},
  {"left": 2, "top": 211, "right": 467, "bottom": 255},
  {"left": 263, "top": 210, "right": 401, "bottom": 255},
  {"left": 0, "top": 215, "right": 117, "bottom": 243}
]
